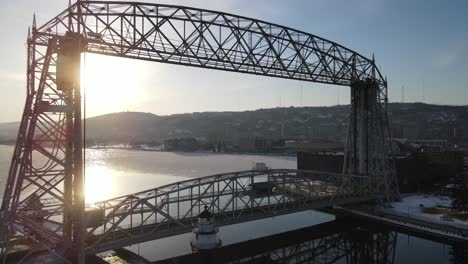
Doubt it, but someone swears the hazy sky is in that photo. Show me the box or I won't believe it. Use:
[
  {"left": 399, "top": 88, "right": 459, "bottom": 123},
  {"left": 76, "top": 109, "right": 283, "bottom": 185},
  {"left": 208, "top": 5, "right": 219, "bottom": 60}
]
[{"left": 0, "top": 0, "right": 467, "bottom": 122}]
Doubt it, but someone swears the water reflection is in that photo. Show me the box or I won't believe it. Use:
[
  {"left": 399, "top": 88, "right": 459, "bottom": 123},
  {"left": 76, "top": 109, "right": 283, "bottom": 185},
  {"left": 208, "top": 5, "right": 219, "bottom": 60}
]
[
  {"left": 83, "top": 164, "right": 192, "bottom": 204},
  {"left": 85, "top": 165, "right": 116, "bottom": 204},
  {"left": 151, "top": 218, "right": 467, "bottom": 264},
  {"left": 221, "top": 220, "right": 399, "bottom": 264}
]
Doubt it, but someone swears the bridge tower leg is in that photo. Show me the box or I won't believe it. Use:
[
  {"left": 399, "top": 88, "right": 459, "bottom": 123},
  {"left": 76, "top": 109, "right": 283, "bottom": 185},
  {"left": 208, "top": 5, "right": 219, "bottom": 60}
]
[
  {"left": 0, "top": 30, "right": 85, "bottom": 263},
  {"left": 57, "top": 32, "right": 86, "bottom": 264},
  {"left": 346, "top": 79, "right": 376, "bottom": 176},
  {"left": 344, "top": 71, "right": 399, "bottom": 201}
]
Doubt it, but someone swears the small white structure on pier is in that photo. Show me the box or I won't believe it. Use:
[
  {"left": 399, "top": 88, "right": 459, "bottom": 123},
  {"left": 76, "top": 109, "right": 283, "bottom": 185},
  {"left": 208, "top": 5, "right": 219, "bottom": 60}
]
[{"left": 190, "top": 206, "right": 222, "bottom": 251}]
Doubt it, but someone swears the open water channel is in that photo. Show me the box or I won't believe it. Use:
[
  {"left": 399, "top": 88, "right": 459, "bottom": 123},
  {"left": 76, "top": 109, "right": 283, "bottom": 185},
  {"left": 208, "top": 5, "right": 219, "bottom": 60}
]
[{"left": 0, "top": 145, "right": 463, "bottom": 263}]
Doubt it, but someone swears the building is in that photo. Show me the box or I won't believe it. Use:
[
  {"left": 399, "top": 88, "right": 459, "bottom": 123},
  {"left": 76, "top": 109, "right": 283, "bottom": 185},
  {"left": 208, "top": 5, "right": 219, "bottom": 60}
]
[{"left": 297, "top": 150, "right": 464, "bottom": 193}]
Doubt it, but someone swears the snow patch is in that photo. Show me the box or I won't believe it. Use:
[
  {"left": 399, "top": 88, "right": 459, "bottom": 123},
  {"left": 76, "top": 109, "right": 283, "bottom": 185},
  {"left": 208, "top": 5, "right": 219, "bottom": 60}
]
[{"left": 388, "top": 194, "right": 468, "bottom": 227}]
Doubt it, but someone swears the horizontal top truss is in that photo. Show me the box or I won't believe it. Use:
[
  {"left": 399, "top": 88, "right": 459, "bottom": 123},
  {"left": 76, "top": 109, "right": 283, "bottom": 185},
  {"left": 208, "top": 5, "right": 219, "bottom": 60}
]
[{"left": 33, "top": 1, "right": 386, "bottom": 87}]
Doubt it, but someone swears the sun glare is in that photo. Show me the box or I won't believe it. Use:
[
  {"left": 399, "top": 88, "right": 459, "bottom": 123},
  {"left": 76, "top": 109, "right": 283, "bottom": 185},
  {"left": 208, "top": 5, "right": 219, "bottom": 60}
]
[
  {"left": 81, "top": 54, "right": 148, "bottom": 117},
  {"left": 85, "top": 165, "right": 116, "bottom": 204}
]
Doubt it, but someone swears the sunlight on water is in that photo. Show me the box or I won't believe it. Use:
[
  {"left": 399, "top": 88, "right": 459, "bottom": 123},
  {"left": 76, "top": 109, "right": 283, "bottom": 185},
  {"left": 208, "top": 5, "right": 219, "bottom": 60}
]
[{"left": 85, "top": 165, "right": 116, "bottom": 204}]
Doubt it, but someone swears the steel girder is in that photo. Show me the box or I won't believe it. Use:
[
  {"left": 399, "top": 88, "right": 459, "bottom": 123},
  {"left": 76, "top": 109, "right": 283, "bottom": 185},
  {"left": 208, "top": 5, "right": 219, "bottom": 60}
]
[
  {"left": 0, "top": 1, "right": 398, "bottom": 262},
  {"left": 36, "top": 1, "right": 385, "bottom": 86}
]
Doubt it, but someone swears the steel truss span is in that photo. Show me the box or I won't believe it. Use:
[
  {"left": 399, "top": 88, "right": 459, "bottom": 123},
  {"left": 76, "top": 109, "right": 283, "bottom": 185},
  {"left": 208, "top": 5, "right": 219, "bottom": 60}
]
[
  {"left": 85, "top": 169, "right": 376, "bottom": 254},
  {"left": 0, "top": 1, "right": 398, "bottom": 263},
  {"left": 39, "top": 1, "right": 385, "bottom": 85}
]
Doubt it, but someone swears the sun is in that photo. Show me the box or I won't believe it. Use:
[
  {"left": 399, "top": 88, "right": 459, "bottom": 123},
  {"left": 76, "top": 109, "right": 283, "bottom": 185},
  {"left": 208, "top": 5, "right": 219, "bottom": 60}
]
[{"left": 81, "top": 53, "right": 148, "bottom": 117}]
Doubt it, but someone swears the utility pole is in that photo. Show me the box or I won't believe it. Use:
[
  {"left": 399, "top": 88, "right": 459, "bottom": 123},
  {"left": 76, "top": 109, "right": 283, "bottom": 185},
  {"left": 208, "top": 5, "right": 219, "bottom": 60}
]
[
  {"left": 300, "top": 85, "right": 303, "bottom": 107},
  {"left": 422, "top": 80, "right": 425, "bottom": 103},
  {"left": 401, "top": 85, "right": 405, "bottom": 103}
]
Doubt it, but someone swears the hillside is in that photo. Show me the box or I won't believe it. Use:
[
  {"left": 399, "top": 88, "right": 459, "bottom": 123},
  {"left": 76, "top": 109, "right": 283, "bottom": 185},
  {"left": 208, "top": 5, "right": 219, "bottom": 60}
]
[{"left": 0, "top": 103, "right": 467, "bottom": 146}]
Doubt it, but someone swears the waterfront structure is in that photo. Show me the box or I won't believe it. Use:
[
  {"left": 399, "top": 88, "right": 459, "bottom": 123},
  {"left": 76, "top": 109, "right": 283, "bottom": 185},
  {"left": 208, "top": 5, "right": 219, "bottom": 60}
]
[{"left": 190, "top": 206, "right": 222, "bottom": 251}]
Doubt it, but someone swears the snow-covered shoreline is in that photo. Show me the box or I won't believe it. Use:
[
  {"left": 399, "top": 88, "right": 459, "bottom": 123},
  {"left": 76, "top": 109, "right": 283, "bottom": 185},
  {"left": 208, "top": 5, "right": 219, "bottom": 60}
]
[{"left": 387, "top": 194, "right": 468, "bottom": 227}]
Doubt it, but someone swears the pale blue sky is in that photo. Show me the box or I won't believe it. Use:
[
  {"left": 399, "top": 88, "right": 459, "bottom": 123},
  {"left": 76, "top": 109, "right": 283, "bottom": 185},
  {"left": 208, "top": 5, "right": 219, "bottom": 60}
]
[{"left": 0, "top": 0, "right": 467, "bottom": 122}]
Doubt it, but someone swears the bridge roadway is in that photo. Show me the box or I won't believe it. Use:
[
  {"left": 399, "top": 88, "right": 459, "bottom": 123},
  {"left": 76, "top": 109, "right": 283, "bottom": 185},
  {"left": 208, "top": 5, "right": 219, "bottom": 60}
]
[{"left": 83, "top": 169, "right": 379, "bottom": 254}]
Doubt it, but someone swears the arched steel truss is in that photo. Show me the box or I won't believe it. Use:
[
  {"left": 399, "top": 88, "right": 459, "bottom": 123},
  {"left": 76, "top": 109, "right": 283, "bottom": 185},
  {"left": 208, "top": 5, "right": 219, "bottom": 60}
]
[
  {"left": 1, "top": 1, "right": 397, "bottom": 263},
  {"left": 85, "top": 169, "right": 376, "bottom": 254}
]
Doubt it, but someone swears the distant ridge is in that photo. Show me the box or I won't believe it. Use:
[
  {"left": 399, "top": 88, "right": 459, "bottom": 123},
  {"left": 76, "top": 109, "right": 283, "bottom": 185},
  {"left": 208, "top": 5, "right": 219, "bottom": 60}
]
[{"left": 0, "top": 103, "right": 467, "bottom": 145}]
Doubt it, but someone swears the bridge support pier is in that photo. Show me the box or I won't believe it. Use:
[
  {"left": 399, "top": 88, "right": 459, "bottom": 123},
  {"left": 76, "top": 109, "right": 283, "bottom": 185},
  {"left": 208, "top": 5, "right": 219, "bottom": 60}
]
[
  {"left": 344, "top": 77, "right": 398, "bottom": 200},
  {"left": 346, "top": 79, "right": 378, "bottom": 176},
  {"left": 57, "top": 32, "right": 86, "bottom": 264}
]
